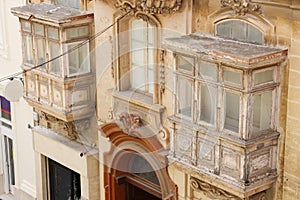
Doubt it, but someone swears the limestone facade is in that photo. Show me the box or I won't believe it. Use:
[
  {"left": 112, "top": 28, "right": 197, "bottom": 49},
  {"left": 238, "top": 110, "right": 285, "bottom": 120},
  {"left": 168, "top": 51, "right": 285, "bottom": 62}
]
[{"left": 8, "top": 0, "right": 300, "bottom": 200}]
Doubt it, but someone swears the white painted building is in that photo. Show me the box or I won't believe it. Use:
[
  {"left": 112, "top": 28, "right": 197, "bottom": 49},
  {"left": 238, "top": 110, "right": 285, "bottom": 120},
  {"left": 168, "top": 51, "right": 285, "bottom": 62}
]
[{"left": 0, "top": 1, "right": 36, "bottom": 199}]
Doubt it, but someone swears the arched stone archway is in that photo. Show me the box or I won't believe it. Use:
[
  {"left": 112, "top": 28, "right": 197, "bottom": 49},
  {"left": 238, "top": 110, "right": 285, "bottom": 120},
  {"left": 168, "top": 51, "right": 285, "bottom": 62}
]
[{"left": 100, "top": 122, "right": 177, "bottom": 200}]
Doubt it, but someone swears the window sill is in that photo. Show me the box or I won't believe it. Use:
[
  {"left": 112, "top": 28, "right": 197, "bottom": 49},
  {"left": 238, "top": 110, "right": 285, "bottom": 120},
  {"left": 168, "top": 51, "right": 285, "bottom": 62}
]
[
  {"left": 112, "top": 90, "right": 164, "bottom": 113},
  {"left": 112, "top": 90, "right": 165, "bottom": 130}
]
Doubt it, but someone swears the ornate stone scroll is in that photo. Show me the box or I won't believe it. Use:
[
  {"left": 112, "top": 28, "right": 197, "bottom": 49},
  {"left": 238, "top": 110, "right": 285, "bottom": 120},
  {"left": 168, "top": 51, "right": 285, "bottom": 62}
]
[
  {"left": 190, "top": 177, "right": 239, "bottom": 200},
  {"left": 220, "top": 0, "right": 262, "bottom": 15},
  {"left": 116, "top": 0, "right": 182, "bottom": 14}
]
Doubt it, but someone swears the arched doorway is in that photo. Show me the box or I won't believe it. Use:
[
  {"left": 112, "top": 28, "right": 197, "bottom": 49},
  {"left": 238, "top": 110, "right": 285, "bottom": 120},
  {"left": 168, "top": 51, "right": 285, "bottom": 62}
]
[
  {"left": 112, "top": 153, "right": 162, "bottom": 200},
  {"left": 101, "top": 122, "right": 177, "bottom": 200}
]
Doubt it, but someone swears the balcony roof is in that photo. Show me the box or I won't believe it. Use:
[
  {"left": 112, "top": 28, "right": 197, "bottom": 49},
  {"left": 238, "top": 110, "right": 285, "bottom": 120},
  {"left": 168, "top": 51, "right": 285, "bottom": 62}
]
[
  {"left": 11, "top": 2, "right": 93, "bottom": 24},
  {"left": 163, "top": 33, "right": 288, "bottom": 66}
]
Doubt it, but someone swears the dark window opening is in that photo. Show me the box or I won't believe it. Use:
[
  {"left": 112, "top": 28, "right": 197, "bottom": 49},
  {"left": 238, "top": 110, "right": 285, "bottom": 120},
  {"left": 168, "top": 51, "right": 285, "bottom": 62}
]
[{"left": 49, "top": 159, "right": 81, "bottom": 200}]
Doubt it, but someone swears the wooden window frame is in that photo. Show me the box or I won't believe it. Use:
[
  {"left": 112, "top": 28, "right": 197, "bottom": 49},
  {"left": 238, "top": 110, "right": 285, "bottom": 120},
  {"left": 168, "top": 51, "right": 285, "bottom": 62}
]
[
  {"left": 174, "top": 53, "right": 279, "bottom": 138},
  {"left": 116, "top": 13, "right": 160, "bottom": 104},
  {"left": 129, "top": 18, "right": 156, "bottom": 95}
]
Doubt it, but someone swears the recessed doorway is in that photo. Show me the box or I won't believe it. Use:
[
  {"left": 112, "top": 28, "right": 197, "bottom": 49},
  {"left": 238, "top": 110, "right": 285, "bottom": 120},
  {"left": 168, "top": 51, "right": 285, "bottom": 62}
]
[{"left": 48, "top": 159, "right": 81, "bottom": 200}]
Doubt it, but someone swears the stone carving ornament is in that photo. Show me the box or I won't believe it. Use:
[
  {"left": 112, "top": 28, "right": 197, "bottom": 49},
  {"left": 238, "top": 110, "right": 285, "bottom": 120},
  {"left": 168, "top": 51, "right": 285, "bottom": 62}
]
[
  {"left": 220, "top": 0, "right": 262, "bottom": 15},
  {"left": 190, "top": 177, "right": 238, "bottom": 200},
  {"left": 119, "top": 112, "right": 143, "bottom": 134},
  {"left": 115, "top": 0, "right": 182, "bottom": 14}
]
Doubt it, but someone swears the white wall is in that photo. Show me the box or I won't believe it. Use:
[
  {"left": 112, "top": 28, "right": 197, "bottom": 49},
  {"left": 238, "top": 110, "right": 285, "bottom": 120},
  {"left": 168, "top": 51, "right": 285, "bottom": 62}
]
[{"left": 0, "top": 0, "right": 36, "bottom": 198}]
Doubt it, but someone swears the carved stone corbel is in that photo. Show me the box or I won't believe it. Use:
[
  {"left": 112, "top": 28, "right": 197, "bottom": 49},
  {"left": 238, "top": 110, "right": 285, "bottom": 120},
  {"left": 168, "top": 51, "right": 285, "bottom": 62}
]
[
  {"left": 220, "top": 0, "right": 262, "bottom": 15},
  {"left": 119, "top": 112, "right": 143, "bottom": 135},
  {"left": 190, "top": 177, "right": 239, "bottom": 200}
]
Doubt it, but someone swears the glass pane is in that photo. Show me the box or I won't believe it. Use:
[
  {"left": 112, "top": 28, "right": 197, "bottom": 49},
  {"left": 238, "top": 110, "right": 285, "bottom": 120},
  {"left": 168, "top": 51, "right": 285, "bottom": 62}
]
[
  {"left": 131, "top": 50, "right": 144, "bottom": 66},
  {"left": 216, "top": 21, "right": 231, "bottom": 38},
  {"left": 131, "top": 19, "right": 144, "bottom": 43},
  {"left": 232, "top": 21, "right": 247, "bottom": 42},
  {"left": 224, "top": 69, "right": 242, "bottom": 85},
  {"left": 178, "top": 56, "right": 194, "bottom": 73},
  {"left": 224, "top": 92, "right": 240, "bottom": 133},
  {"left": 34, "top": 23, "right": 44, "bottom": 36},
  {"left": 253, "top": 92, "right": 272, "bottom": 132},
  {"left": 178, "top": 77, "right": 193, "bottom": 117},
  {"left": 1, "top": 96, "right": 11, "bottom": 121},
  {"left": 254, "top": 69, "right": 274, "bottom": 85},
  {"left": 57, "top": 0, "right": 80, "bottom": 9},
  {"left": 8, "top": 138, "right": 15, "bottom": 185},
  {"left": 1, "top": 122, "right": 12, "bottom": 129},
  {"left": 36, "top": 38, "right": 46, "bottom": 69},
  {"left": 199, "top": 60, "right": 218, "bottom": 81},
  {"left": 130, "top": 155, "right": 160, "bottom": 185},
  {"left": 66, "top": 26, "right": 89, "bottom": 40},
  {"left": 148, "top": 48, "right": 154, "bottom": 65},
  {"left": 248, "top": 25, "right": 263, "bottom": 44},
  {"left": 216, "top": 20, "right": 263, "bottom": 44},
  {"left": 23, "top": 35, "right": 33, "bottom": 64},
  {"left": 147, "top": 66, "right": 154, "bottom": 94},
  {"left": 67, "top": 43, "right": 90, "bottom": 76},
  {"left": 49, "top": 159, "right": 81, "bottom": 200},
  {"left": 148, "top": 25, "right": 154, "bottom": 45},
  {"left": 199, "top": 84, "right": 216, "bottom": 125},
  {"left": 21, "top": 20, "right": 31, "bottom": 32},
  {"left": 49, "top": 42, "right": 61, "bottom": 75},
  {"left": 48, "top": 27, "right": 59, "bottom": 40},
  {"left": 131, "top": 66, "right": 145, "bottom": 91}
]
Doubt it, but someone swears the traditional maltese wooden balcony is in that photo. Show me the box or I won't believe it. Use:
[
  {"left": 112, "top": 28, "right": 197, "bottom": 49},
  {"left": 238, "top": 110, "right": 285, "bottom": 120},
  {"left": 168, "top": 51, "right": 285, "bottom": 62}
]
[
  {"left": 164, "top": 33, "right": 288, "bottom": 199},
  {"left": 12, "top": 3, "right": 95, "bottom": 122}
]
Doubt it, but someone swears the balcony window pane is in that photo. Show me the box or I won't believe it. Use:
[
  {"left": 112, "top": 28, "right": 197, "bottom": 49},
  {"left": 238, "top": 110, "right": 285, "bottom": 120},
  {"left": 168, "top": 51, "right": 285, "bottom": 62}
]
[
  {"left": 48, "top": 27, "right": 59, "bottom": 40},
  {"left": 49, "top": 42, "right": 61, "bottom": 75},
  {"left": 178, "top": 77, "right": 193, "bottom": 118},
  {"left": 21, "top": 20, "right": 31, "bottom": 32},
  {"left": 224, "top": 92, "right": 240, "bottom": 132},
  {"left": 23, "top": 35, "right": 33, "bottom": 64},
  {"left": 67, "top": 42, "right": 90, "bottom": 76},
  {"left": 254, "top": 69, "right": 274, "bottom": 85},
  {"left": 253, "top": 92, "right": 272, "bottom": 132},
  {"left": 199, "top": 60, "right": 218, "bottom": 81},
  {"left": 66, "top": 26, "right": 89, "bottom": 40},
  {"left": 199, "top": 84, "right": 216, "bottom": 125},
  {"left": 224, "top": 69, "right": 242, "bottom": 85},
  {"left": 178, "top": 56, "right": 194, "bottom": 73},
  {"left": 34, "top": 23, "right": 44, "bottom": 36},
  {"left": 36, "top": 38, "right": 46, "bottom": 69}
]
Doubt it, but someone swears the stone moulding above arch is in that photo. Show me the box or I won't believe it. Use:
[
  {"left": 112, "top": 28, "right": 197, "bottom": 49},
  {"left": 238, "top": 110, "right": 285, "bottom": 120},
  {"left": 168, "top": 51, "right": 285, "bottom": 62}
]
[
  {"left": 100, "top": 122, "right": 177, "bottom": 200},
  {"left": 208, "top": 7, "right": 276, "bottom": 45},
  {"left": 115, "top": 0, "right": 183, "bottom": 14}
]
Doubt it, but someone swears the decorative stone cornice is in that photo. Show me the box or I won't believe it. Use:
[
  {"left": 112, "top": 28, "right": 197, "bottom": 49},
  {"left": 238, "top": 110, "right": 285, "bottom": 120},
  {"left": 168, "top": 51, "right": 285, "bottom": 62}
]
[
  {"left": 220, "top": 0, "right": 262, "bottom": 15},
  {"left": 190, "top": 177, "right": 239, "bottom": 200},
  {"left": 115, "top": 0, "right": 182, "bottom": 14}
]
